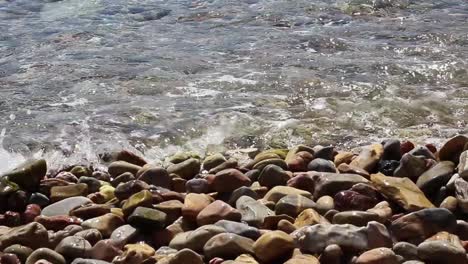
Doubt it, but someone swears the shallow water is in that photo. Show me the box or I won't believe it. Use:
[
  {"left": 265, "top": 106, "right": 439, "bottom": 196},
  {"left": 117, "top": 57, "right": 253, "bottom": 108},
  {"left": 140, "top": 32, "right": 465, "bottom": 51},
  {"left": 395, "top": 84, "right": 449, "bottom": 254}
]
[{"left": 0, "top": 0, "right": 467, "bottom": 172}]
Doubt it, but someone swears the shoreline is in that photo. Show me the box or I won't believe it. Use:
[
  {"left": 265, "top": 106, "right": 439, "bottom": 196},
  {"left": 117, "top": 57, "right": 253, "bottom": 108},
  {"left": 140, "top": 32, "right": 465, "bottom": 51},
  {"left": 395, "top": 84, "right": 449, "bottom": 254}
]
[{"left": 0, "top": 135, "right": 467, "bottom": 263}]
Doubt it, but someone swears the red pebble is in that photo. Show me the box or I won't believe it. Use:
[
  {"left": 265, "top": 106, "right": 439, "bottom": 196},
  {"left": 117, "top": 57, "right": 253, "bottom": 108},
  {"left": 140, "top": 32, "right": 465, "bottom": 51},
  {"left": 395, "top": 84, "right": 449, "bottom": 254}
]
[
  {"left": 0, "top": 253, "right": 20, "bottom": 264},
  {"left": 425, "top": 143, "right": 437, "bottom": 153},
  {"left": 390, "top": 213, "right": 405, "bottom": 222},
  {"left": 22, "top": 204, "right": 41, "bottom": 224},
  {"left": 400, "top": 141, "right": 415, "bottom": 154},
  {"left": 209, "top": 258, "right": 224, "bottom": 264},
  {"left": 34, "top": 215, "right": 83, "bottom": 231},
  {"left": 287, "top": 173, "right": 314, "bottom": 193},
  {"left": 4, "top": 211, "right": 21, "bottom": 227},
  {"left": 461, "top": 240, "right": 468, "bottom": 251}
]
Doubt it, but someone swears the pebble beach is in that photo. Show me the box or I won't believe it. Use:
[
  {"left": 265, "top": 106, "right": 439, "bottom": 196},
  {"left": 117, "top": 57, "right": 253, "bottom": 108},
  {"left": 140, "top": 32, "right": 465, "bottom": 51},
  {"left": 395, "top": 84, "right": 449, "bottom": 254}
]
[{"left": 0, "top": 135, "right": 467, "bottom": 264}]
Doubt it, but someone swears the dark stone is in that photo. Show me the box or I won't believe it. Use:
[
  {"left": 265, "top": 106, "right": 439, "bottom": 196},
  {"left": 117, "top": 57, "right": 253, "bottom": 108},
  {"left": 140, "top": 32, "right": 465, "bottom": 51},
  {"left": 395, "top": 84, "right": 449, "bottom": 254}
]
[
  {"left": 185, "top": 178, "right": 210, "bottom": 194},
  {"left": 228, "top": 186, "right": 258, "bottom": 206},
  {"left": 390, "top": 208, "right": 457, "bottom": 244},
  {"left": 334, "top": 190, "right": 378, "bottom": 211},
  {"left": 307, "top": 158, "right": 336, "bottom": 173},
  {"left": 377, "top": 160, "right": 399, "bottom": 176},
  {"left": 313, "top": 146, "right": 335, "bottom": 160},
  {"left": 114, "top": 180, "right": 149, "bottom": 201},
  {"left": 78, "top": 177, "right": 101, "bottom": 193},
  {"left": 382, "top": 139, "right": 401, "bottom": 160}
]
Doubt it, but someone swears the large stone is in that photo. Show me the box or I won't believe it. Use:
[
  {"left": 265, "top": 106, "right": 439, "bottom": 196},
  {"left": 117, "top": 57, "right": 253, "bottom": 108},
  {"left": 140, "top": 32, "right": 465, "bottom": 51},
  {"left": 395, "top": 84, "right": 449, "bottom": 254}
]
[
  {"left": 71, "top": 258, "right": 111, "bottom": 264},
  {"left": 440, "top": 196, "right": 458, "bottom": 212},
  {"left": 111, "top": 172, "right": 135, "bottom": 187},
  {"left": 185, "top": 178, "right": 210, "bottom": 194},
  {"left": 25, "top": 248, "right": 66, "bottom": 264},
  {"left": 55, "top": 236, "right": 92, "bottom": 260},
  {"left": 355, "top": 247, "right": 399, "bottom": 264},
  {"left": 78, "top": 177, "right": 101, "bottom": 193},
  {"left": 409, "top": 146, "right": 436, "bottom": 160},
  {"left": 81, "top": 213, "right": 124, "bottom": 238},
  {"left": 2, "top": 159, "right": 47, "bottom": 191},
  {"left": 334, "top": 151, "right": 354, "bottom": 166},
  {"left": 128, "top": 207, "right": 167, "bottom": 229},
  {"left": 318, "top": 244, "right": 343, "bottom": 264},
  {"left": 197, "top": 200, "right": 241, "bottom": 226},
  {"left": 275, "top": 194, "right": 316, "bottom": 217},
  {"left": 263, "top": 186, "right": 312, "bottom": 203},
  {"left": 158, "top": 248, "right": 204, "bottom": 264},
  {"left": 121, "top": 190, "right": 153, "bottom": 216},
  {"left": 203, "top": 233, "right": 254, "bottom": 260},
  {"left": 34, "top": 215, "right": 82, "bottom": 231},
  {"left": 417, "top": 231, "right": 466, "bottom": 264},
  {"left": 382, "top": 139, "right": 402, "bottom": 160},
  {"left": 114, "top": 180, "right": 149, "bottom": 201},
  {"left": 416, "top": 161, "right": 455, "bottom": 195},
  {"left": 50, "top": 183, "right": 89, "bottom": 202},
  {"left": 337, "top": 163, "right": 370, "bottom": 178},
  {"left": 286, "top": 145, "right": 315, "bottom": 172},
  {"left": 232, "top": 254, "right": 259, "bottom": 264},
  {"left": 167, "top": 158, "right": 200, "bottom": 180},
  {"left": 0, "top": 178, "right": 19, "bottom": 197},
  {"left": 153, "top": 200, "right": 183, "bottom": 224},
  {"left": 70, "top": 203, "right": 112, "bottom": 220},
  {"left": 393, "top": 242, "right": 418, "bottom": 261},
  {"left": 41, "top": 197, "right": 92, "bottom": 216},
  {"left": 136, "top": 165, "right": 171, "bottom": 189},
  {"left": 292, "top": 221, "right": 391, "bottom": 254},
  {"left": 236, "top": 196, "right": 274, "bottom": 227},
  {"left": 332, "top": 211, "right": 382, "bottom": 226},
  {"left": 390, "top": 208, "right": 457, "bottom": 244},
  {"left": 89, "top": 239, "right": 122, "bottom": 262},
  {"left": 315, "top": 195, "right": 335, "bottom": 214},
  {"left": 203, "top": 153, "right": 227, "bottom": 171},
  {"left": 313, "top": 145, "right": 335, "bottom": 160},
  {"left": 110, "top": 224, "right": 139, "bottom": 246},
  {"left": 258, "top": 164, "right": 291, "bottom": 189},
  {"left": 307, "top": 158, "right": 337, "bottom": 173},
  {"left": 228, "top": 186, "right": 258, "bottom": 206},
  {"left": 294, "top": 208, "right": 329, "bottom": 228},
  {"left": 286, "top": 252, "right": 320, "bottom": 264},
  {"left": 349, "top": 144, "right": 383, "bottom": 172},
  {"left": 367, "top": 201, "right": 392, "bottom": 222},
  {"left": 4, "top": 244, "right": 33, "bottom": 263},
  {"left": 371, "top": 173, "right": 434, "bottom": 211},
  {"left": 438, "top": 135, "right": 468, "bottom": 164},
  {"left": 393, "top": 153, "right": 428, "bottom": 181},
  {"left": 112, "top": 150, "right": 147, "bottom": 166},
  {"left": 75, "top": 229, "right": 102, "bottom": 246},
  {"left": 250, "top": 151, "right": 288, "bottom": 171},
  {"left": 334, "top": 190, "right": 378, "bottom": 211},
  {"left": 208, "top": 159, "right": 238, "bottom": 174},
  {"left": 253, "top": 231, "right": 294, "bottom": 263},
  {"left": 0, "top": 253, "right": 20, "bottom": 264},
  {"left": 113, "top": 243, "right": 155, "bottom": 264},
  {"left": 454, "top": 178, "right": 468, "bottom": 214},
  {"left": 108, "top": 161, "right": 142, "bottom": 178},
  {"left": 0, "top": 222, "right": 49, "bottom": 250},
  {"left": 214, "top": 220, "right": 261, "bottom": 240},
  {"left": 169, "top": 224, "right": 225, "bottom": 252},
  {"left": 182, "top": 193, "right": 213, "bottom": 221},
  {"left": 308, "top": 172, "right": 369, "bottom": 198},
  {"left": 206, "top": 169, "right": 251, "bottom": 193},
  {"left": 47, "top": 225, "right": 83, "bottom": 248},
  {"left": 459, "top": 150, "right": 468, "bottom": 179}
]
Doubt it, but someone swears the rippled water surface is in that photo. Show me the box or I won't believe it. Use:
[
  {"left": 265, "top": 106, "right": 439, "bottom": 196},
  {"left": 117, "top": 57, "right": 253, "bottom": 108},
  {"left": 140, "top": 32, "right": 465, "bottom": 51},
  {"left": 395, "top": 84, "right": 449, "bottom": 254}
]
[{"left": 1, "top": 0, "right": 467, "bottom": 171}]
